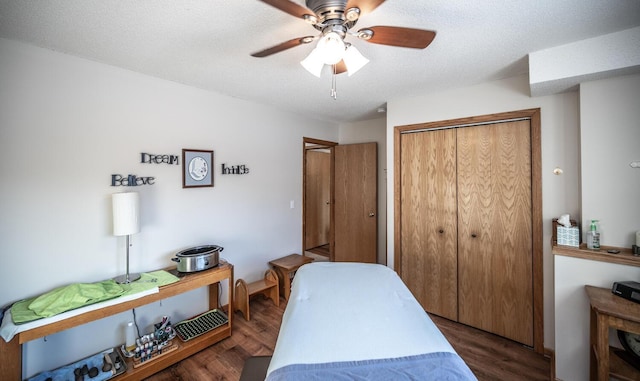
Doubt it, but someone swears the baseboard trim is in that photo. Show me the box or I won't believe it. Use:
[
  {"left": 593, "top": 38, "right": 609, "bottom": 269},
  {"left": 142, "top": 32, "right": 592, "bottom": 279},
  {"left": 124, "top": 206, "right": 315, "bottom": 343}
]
[{"left": 544, "top": 347, "right": 558, "bottom": 381}]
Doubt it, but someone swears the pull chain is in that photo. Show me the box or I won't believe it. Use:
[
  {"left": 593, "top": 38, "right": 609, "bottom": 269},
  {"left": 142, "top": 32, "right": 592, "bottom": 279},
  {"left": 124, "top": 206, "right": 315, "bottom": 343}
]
[{"left": 330, "top": 65, "right": 337, "bottom": 100}]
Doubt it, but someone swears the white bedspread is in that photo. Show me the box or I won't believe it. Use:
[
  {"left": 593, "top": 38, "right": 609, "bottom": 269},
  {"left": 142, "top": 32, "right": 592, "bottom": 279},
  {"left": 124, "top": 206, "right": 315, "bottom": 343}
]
[{"left": 266, "top": 262, "right": 457, "bottom": 377}]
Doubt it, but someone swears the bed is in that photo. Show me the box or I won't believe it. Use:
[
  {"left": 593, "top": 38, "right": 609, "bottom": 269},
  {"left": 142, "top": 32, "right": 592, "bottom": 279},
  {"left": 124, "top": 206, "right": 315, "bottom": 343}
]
[{"left": 265, "top": 262, "right": 477, "bottom": 380}]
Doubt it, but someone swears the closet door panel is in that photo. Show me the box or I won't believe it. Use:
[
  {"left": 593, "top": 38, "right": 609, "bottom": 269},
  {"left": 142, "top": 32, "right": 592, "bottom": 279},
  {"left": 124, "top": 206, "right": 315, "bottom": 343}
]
[
  {"left": 457, "top": 121, "right": 533, "bottom": 346},
  {"left": 400, "top": 129, "right": 458, "bottom": 320}
]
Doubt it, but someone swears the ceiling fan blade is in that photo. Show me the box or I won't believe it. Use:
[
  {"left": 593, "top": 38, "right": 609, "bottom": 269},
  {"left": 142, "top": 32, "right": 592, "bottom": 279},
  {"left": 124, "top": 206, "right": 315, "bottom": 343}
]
[
  {"left": 359, "top": 26, "right": 436, "bottom": 49},
  {"left": 333, "top": 60, "right": 347, "bottom": 75},
  {"left": 251, "top": 36, "right": 315, "bottom": 58},
  {"left": 345, "top": 0, "right": 386, "bottom": 16},
  {"left": 258, "top": 0, "right": 316, "bottom": 19}
]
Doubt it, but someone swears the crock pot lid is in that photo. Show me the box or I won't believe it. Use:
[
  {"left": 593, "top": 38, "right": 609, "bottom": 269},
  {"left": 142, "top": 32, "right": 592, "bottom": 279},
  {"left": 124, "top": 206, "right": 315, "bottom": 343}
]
[{"left": 176, "top": 245, "right": 222, "bottom": 256}]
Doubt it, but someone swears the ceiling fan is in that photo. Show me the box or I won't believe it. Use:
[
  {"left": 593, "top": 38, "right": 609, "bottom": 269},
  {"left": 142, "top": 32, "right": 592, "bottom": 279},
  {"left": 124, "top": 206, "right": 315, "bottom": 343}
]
[{"left": 251, "top": 0, "right": 436, "bottom": 78}]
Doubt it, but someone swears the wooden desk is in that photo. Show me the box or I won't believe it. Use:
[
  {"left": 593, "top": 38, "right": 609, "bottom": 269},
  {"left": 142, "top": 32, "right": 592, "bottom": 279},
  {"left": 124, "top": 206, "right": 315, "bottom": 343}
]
[
  {"left": 269, "top": 254, "right": 314, "bottom": 300},
  {"left": 0, "top": 262, "right": 233, "bottom": 381},
  {"left": 586, "top": 285, "right": 640, "bottom": 381}
]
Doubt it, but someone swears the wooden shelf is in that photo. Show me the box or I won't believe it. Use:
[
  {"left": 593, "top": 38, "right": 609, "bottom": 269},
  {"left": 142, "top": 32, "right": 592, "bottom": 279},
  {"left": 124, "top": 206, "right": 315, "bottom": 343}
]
[
  {"left": 553, "top": 244, "right": 640, "bottom": 268},
  {"left": 119, "top": 324, "right": 232, "bottom": 380},
  {"left": 0, "top": 262, "right": 234, "bottom": 380},
  {"left": 611, "top": 348, "right": 640, "bottom": 381},
  {"left": 586, "top": 285, "right": 640, "bottom": 380}
]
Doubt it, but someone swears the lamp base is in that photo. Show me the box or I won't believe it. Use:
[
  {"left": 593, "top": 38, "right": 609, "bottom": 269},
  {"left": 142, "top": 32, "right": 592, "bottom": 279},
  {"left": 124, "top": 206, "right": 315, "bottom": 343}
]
[{"left": 114, "top": 273, "right": 141, "bottom": 284}]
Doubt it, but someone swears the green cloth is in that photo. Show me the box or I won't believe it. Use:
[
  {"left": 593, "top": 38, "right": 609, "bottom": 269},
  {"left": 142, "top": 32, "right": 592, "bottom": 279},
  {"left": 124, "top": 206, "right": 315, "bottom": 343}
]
[
  {"left": 11, "top": 270, "right": 180, "bottom": 324},
  {"left": 125, "top": 270, "right": 180, "bottom": 295},
  {"left": 28, "top": 280, "right": 125, "bottom": 317}
]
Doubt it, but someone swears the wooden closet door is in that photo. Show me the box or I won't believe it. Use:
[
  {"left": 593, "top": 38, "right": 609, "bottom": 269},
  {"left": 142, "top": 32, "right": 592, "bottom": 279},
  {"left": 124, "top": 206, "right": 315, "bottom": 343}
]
[
  {"left": 400, "top": 129, "right": 458, "bottom": 320},
  {"left": 456, "top": 120, "right": 533, "bottom": 346}
]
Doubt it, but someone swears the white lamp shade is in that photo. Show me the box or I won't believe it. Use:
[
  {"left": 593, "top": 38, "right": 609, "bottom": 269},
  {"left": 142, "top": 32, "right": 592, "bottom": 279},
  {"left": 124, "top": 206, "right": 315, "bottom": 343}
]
[
  {"left": 343, "top": 45, "right": 369, "bottom": 76},
  {"left": 112, "top": 192, "right": 140, "bottom": 236},
  {"left": 300, "top": 48, "right": 325, "bottom": 77},
  {"left": 316, "top": 32, "right": 345, "bottom": 65}
]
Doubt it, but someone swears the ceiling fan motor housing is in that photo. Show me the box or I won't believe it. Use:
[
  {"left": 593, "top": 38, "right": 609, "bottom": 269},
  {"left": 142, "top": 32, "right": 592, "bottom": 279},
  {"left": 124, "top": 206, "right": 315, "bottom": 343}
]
[
  {"left": 306, "top": 0, "right": 357, "bottom": 31},
  {"left": 250, "top": 0, "right": 437, "bottom": 59}
]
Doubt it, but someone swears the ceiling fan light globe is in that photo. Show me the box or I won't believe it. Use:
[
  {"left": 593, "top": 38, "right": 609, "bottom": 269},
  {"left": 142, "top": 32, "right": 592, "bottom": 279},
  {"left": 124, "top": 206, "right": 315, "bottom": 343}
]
[
  {"left": 343, "top": 45, "right": 369, "bottom": 76},
  {"left": 300, "top": 48, "right": 324, "bottom": 77},
  {"left": 316, "top": 32, "right": 345, "bottom": 65}
]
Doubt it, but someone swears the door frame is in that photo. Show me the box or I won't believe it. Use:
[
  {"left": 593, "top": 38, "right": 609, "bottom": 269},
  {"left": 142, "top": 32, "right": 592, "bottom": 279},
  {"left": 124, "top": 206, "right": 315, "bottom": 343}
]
[
  {"left": 393, "top": 108, "right": 543, "bottom": 354},
  {"left": 303, "top": 137, "right": 337, "bottom": 261}
]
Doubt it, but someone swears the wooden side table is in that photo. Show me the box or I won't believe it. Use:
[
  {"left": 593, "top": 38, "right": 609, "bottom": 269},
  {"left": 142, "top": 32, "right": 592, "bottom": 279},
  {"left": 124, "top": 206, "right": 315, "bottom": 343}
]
[
  {"left": 0, "top": 263, "right": 234, "bottom": 381},
  {"left": 269, "top": 254, "right": 314, "bottom": 301},
  {"left": 585, "top": 285, "right": 640, "bottom": 381}
]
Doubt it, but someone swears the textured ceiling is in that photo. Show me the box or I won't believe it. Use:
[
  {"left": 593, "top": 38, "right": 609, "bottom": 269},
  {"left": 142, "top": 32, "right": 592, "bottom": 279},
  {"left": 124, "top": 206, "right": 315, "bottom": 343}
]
[{"left": 1, "top": 0, "right": 639, "bottom": 123}]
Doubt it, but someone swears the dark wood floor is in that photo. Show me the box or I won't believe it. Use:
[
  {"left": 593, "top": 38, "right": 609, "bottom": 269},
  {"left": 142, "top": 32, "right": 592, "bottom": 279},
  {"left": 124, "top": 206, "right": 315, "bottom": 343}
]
[
  {"left": 429, "top": 314, "right": 551, "bottom": 381},
  {"left": 146, "top": 296, "right": 550, "bottom": 381},
  {"left": 306, "top": 244, "right": 330, "bottom": 257}
]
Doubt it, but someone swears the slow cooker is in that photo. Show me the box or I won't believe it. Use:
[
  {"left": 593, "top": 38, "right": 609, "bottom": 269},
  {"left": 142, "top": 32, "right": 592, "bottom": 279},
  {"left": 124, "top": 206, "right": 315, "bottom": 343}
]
[{"left": 171, "top": 245, "right": 223, "bottom": 272}]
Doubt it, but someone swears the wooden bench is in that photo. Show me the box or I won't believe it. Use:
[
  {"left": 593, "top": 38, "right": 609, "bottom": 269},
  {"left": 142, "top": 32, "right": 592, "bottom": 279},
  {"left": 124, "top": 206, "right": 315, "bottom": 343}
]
[{"left": 234, "top": 269, "right": 279, "bottom": 321}]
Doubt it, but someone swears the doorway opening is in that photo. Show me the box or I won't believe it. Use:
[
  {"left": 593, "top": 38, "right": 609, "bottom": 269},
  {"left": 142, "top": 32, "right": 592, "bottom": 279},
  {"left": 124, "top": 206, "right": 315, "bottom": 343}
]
[
  {"left": 303, "top": 137, "right": 337, "bottom": 261},
  {"left": 302, "top": 137, "right": 378, "bottom": 264}
]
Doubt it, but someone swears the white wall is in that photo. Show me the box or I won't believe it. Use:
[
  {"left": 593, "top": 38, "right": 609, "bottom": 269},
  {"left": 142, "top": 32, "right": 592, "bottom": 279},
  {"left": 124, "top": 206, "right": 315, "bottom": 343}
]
[
  {"left": 580, "top": 74, "right": 640, "bottom": 246},
  {"left": 0, "top": 38, "right": 338, "bottom": 378},
  {"left": 339, "top": 117, "right": 387, "bottom": 264},
  {"left": 555, "top": 257, "right": 640, "bottom": 381},
  {"left": 386, "top": 74, "right": 582, "bottom": 351},
  {"left": 529, "top": 26, "right": 640, "bottom": 96},
  {"left": 554, "top": 73, "right": 640, "bottom": 381}
]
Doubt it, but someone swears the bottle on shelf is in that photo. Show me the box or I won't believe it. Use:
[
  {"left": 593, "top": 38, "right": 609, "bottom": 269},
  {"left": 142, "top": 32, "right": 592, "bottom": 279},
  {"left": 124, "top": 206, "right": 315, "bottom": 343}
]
[
  {"left": 586, "top": 220, "right": 600, "bottom": 250},
  {"left": 125, "top": 321, "right": 137, "bottom": 352}
]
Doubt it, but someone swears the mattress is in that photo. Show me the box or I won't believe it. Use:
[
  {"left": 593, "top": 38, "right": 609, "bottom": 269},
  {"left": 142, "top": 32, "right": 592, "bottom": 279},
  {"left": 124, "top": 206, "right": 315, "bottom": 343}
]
[{"left": 266, "top": 262, "right": 476, "bottom": 380}]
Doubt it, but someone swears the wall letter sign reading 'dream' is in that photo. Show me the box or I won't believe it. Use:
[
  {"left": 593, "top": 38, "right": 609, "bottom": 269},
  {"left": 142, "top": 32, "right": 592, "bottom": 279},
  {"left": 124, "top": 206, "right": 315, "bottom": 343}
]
[{"left": 140, "top": 152, "right": 179, "bottom": 165}]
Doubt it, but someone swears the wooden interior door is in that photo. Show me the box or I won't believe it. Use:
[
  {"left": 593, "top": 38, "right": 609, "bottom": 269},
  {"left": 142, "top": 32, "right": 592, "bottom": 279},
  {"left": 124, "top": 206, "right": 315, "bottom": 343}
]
[
  {"left": 334, "top": 143, "right": 377, "bottom": 263},
  {"left": 304, "top": 150, "right": 331, "bottom": 250},
  {"left": 399, "top": 129, "right": 458, "bottom": 320},
  {"left": 456, "top": 120, "right": 533, "bottom": 346}
]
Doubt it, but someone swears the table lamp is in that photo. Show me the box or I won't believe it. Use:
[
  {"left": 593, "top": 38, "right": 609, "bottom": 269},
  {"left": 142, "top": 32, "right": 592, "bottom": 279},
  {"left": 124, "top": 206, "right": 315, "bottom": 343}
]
[{"left": 112, "top": 192, "right": 141, "bottom": 284}]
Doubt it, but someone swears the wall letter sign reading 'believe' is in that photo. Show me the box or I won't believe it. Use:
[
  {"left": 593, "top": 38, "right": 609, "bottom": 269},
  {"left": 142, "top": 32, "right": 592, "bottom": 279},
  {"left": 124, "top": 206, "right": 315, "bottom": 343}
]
[{"left": 111, "top": 174, "right": 155, "bottom": 186}]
